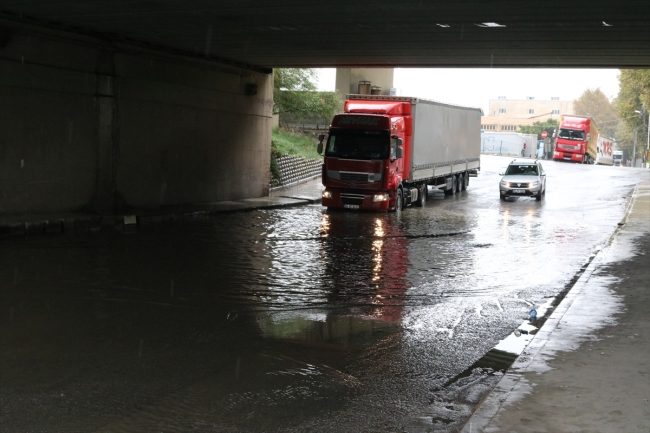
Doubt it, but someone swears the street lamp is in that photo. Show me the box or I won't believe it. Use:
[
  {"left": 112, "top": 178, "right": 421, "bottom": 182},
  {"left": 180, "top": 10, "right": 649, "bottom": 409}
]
[{"left": 634, "top": 104, "right": 649, "bottom": 168}]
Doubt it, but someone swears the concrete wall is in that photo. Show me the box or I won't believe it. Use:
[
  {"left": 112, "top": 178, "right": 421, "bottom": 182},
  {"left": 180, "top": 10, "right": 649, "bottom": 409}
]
[
  {"left": 0, "top": 21, "right": 273, "bottom": 215},
  {"left": 481, "top": 133, "right": 539, "bottom": 158},
  {"left": 335, "top": 68, "right": 394, "bottom": 99}
]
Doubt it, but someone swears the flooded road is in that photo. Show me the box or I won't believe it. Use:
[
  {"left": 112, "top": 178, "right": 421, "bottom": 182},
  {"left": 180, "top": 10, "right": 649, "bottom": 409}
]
[{"left": 1, "top": 155, "right": 648, "bottom": 432}]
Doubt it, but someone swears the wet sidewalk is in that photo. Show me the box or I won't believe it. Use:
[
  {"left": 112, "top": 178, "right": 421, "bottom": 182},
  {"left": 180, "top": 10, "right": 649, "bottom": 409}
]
[
  {"left": 0, "top": 179, "right": 325, "bottom": 237},
  {"left": 462, "top": 180, "right": 650, "bottom": 433}
]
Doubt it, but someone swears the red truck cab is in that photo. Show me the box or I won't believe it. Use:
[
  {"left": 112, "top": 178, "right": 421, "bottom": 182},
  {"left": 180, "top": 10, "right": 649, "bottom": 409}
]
[
  {"left": 319, "top": 100, "right": 412, "bottom": 211},
  {"left": 553, "top": 116, "right": 597, "bottom": 164}
]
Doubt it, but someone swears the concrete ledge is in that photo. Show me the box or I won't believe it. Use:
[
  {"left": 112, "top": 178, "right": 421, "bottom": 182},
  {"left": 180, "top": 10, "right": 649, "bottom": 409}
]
[{"left": 0, "top": 192, "right": 322, "bottom": 238}]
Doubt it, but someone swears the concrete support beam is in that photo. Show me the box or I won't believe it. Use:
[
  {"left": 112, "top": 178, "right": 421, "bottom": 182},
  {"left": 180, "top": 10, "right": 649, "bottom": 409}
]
[{"left": 0, "top": 21, "right": 273, "bottom": 215}]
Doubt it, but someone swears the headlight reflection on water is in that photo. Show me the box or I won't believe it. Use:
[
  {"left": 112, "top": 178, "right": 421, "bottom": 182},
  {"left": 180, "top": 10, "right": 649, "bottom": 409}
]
[{"left": 372, "top": 218, "right": 385, "bottom": 283}]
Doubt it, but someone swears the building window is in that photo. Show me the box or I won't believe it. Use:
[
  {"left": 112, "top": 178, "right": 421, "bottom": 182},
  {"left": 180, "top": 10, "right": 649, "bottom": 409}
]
[
  {"left": 498, "top": 96, "right": 506, "bottom": 100},
  {"left": 551, "top": 97, "right": 559, "bottom": 100},
  {"left": 527, "top": 109, "right": 535, "bottom": 114},
  {"left": 502, "top": 125, "right": 516, "bottom": 131},
  {"left": 526, "top": 96, "right": 535, "bottom": 100},
  {"left": 499, "top": 108, "right": 506, "bottom": 113},
  {"left": 482, "top": 124, "right": 496, "bottom": 130},
  {"left": 552, "top": 109, "right": 560, "bottom": 114}
]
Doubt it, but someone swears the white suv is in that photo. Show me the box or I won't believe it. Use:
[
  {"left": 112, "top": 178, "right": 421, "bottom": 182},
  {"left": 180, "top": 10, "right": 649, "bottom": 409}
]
[{"left": 499, "top": 160, "right": 546, "bottom": 201}]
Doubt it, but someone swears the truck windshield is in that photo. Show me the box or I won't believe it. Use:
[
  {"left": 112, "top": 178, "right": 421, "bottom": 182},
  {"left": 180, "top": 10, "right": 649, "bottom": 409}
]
[
  {"left": 325, "top": 131, "right": 390, "bottom": 160},
  {"left": 613, "top": 154, "right": 622, "bottom": 160},
  {"left": 558, "top": 128, "right": 584, "bottom": 140}
]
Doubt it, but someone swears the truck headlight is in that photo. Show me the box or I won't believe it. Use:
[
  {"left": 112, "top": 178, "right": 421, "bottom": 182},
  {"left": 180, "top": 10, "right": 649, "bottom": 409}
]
[
  {"left": 373, "top": 193, "right": 389, "bottom": 202},
  {"left": 576, "top": 154, "right": 583, "bottom": 158},
  {"left": 322, "top": 190, "right": 332, "bottom": 199}
]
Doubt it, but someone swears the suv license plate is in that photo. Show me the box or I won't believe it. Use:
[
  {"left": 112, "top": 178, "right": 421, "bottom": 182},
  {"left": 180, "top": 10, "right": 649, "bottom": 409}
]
[
  {"left": 513, "top": 189, "right": 525, "bottom": 194},
  {"left": 344, "top": 204, "right": 360, "bottom": 209}
]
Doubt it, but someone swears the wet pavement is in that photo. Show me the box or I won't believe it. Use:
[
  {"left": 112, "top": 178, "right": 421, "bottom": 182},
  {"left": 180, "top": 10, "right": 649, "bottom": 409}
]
[
  {"left": 462, "top": 180, "right": 650, "bottom": 433},
  {"left": 1, "top": 155, "right": 648, "bottom": 432}
]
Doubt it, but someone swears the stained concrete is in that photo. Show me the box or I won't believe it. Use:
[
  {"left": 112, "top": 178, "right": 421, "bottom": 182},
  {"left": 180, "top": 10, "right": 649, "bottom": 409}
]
[{"left": 0, "top": 21, "right": 273, "bottom": 216}]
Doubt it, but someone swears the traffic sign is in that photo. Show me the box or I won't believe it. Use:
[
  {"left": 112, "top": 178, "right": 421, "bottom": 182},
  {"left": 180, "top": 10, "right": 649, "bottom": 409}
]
[{"left": 541, "top": 131, "right": 548, "bottom": 139}]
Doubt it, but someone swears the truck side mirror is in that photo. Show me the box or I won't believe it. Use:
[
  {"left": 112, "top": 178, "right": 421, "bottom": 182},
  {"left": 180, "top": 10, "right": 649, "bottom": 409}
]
[
  {"left": 396, "top": 140, "right": 404, "bottom": 159},
  {"left": 317, "top": 134, "right": 325, "bottom": 155},
  {"left": 391, "top": 136, "right": 403, "bottom": 160}
]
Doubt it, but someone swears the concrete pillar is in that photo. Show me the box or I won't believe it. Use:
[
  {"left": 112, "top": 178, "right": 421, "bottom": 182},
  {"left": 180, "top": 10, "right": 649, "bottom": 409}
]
[
  {"left": 95, "top": 74, "right": 117, "bottom": 213},
  {"left": 335, "top": 68, "right": 395, "bottom": 99},
  {"left": 0, "top": 20, "right": 273, "bottom": 216}
]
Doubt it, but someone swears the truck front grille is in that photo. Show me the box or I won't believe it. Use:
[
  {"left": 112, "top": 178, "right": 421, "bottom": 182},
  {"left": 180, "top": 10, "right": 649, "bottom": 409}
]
[
  {"left": 558, "top": 144, "right": 580, "bottom": 150},
  {"left": 340, "top": 193, "right": 365, "bottom": 205},
  {"left": 340, "top": 172, "right": 373, "bottom": 182}
]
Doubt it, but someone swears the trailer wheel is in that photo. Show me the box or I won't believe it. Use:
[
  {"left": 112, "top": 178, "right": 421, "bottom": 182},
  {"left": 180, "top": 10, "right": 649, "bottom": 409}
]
[
  {"left": 416, "top": 184, "right": 427, "bottom": 207},
  {"left": 445, "top": 176, "right": 457, "bottom": 196},
  {"left": 457, "top": 174, "right": 464, "bottom": 193},
  {"left": 462, "top": 172, "right": 469, "bottom": 190}
]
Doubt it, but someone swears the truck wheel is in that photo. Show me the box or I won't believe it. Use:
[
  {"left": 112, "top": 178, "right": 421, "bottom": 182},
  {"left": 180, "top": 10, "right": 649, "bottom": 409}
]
[
  {"left": 445, "top": 176, "right": 457, "bottom": 196},
  {"left": 395, "top": 188, "right": 404, "bottom": 211},
  {"left": 417, "top": 184, "right": 427, "bottom": 207}
]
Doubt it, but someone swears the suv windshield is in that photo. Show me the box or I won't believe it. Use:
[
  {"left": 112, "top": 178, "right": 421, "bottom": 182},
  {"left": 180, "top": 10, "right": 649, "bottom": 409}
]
[
  {"left": 505, "top": 164, "right": 538, "bottom": 176},
  {"left": 558, "top": 128, "right": 585, "bottom": 140},
  {"left": 325, "top": 130, "right": 390, "bottom": 160}
]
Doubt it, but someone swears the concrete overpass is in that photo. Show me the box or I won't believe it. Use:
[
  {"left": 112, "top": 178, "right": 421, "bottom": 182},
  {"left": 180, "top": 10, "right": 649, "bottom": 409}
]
[{"left": 1, "top": 1, "right": 649, "bottom": 215}]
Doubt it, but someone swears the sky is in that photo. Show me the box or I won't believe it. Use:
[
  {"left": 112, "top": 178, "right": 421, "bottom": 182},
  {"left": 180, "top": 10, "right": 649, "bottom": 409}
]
[{"left": 315, "top": 68, "right": 620, "bottom": 114}]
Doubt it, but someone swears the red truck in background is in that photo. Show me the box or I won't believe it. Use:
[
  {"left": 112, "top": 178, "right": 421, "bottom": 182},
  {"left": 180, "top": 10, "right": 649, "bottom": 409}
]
[
  {"left": 553, "top": 115, "right": 601, "bottom": 164},
  {"left": 317, "top": 95, "right": 482, "bottom": 211}
]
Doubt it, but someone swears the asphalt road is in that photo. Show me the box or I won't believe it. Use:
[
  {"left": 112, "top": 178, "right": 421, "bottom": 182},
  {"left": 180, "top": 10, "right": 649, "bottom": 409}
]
[{"left": 1, "top": 155, "right": 647, "bottom": 433}]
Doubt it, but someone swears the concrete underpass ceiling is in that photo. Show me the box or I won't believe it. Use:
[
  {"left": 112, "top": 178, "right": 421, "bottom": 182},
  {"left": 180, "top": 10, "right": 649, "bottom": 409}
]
[{"left": 1, "top": 1, "right": 649, "bottom": 71}]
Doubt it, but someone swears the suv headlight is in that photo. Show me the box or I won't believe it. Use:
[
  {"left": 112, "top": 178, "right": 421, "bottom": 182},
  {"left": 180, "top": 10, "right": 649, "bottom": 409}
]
[
  {"left": 530, "top": 181, "right": 539, "bottom": 187},
  {"left": 500, "top": 181, "right": 507, "bottom": 186}
]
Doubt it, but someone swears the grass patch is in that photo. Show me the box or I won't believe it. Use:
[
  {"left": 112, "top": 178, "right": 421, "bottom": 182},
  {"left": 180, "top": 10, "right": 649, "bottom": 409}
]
[{"left": 272, "top": 128, "right": 322, "bottom": 160}]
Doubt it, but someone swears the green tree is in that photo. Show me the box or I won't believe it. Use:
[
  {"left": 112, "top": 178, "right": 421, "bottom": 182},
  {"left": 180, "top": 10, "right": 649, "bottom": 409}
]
[
  {"left": 273, "top": 68, "right": 341, "bottom": 122},
  {"left": 573, "top": 88, "right": 618, "bottom": 138},
  {"left": 518, "top": 119, "right": 559, "bottom": 139},
  {"left": 615, "top": 70, "right": 650, "bottom": 161}
]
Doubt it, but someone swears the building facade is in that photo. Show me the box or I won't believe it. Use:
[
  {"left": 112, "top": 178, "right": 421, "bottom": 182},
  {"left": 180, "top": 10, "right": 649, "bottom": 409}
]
[{"left": 481, "top": 97, "right": 574, "bottom": 132}]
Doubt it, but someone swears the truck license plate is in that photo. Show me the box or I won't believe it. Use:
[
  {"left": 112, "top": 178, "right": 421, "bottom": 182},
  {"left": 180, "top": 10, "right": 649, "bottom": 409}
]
[
  {"left": 344, "top": 204, "right": 360, "bottom": 209},
  {"left": 513, "top": 189, "right": 525, "bottom": 194}
]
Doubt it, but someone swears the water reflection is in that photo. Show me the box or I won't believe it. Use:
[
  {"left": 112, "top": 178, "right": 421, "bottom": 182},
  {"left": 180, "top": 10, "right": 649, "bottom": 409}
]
[{"left": 319, "top": 212, "right": 410, "bottom": 321}]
